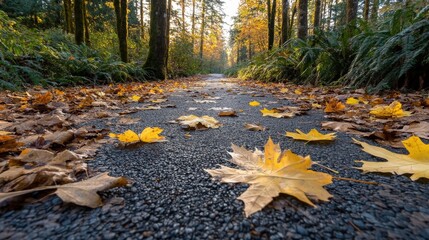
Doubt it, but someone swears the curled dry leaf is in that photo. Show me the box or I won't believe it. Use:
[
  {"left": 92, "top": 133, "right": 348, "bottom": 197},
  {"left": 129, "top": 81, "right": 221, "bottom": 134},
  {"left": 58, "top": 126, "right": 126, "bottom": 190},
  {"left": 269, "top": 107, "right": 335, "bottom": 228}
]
[
  {"left": 399, "top": 122, "right": 429, "bottom": 140},
  {"left": 324, "top": 98, "right": 346, "bottom": 113},
  {"left": 0, "top": 172, "right": 128, "bottom": 208},
  {"left": 0, "top": 135, "right": 24, "bottom": 154},
  {"left": 205, "top": 138, "right": 333, "bottom": 217},
  {"left": 218, "top": 111, "right": 237, "bottom": 117},
  {"left": 354, "top": 136, "right": 429, "bottom": 180},
  {"left": 286, "top": 129, "right": 336, "bottom": 142},
  {"left": 177, "top": 115, "right": 221, "bottom": 130},
  {"left": 370, "top": 101, "right": 411, "bottom": 118},
  {"left": 0, "top": 148, "right": 86, "bottom": 192},
  {"left": 244, "top": 123, "right": 266, "bottom": 131},
  {"left": 110, "top": 127, "right": 166, "bottom": 144}
]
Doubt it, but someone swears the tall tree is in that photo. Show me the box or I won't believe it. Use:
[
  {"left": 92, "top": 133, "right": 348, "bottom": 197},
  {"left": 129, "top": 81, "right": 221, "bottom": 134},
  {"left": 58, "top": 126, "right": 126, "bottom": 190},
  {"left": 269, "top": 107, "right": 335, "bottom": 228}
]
[
  {"left": 280, "top": 0, "right": 289, "bottom": 45},
  {"left": 363, "top": 0, "right": 370, "bottom": 21},
  {"left": 140, "top": 0, "right": 145, "bottom": 40},
  {"left": 371, "top": 0, "right": 379, "bottom": 21},
  {"left": 114, "top": 0, "right": 128, "bottom": 62},
  {"left": 74, "top": 0, "right": 85, "bottom": 45},
  {"left": 144, "top": 0, "right": 168, "bottom": 79},
  {"left": 267, "top": 0, "right": 276, "bottom": 50},
  {"left": 346, "top": 0, "right": 358, "bottom": 24},
  {"left": 63, "top": 0, "right": 74, "bottom": 33},
  {"left": 83, "top": 0, "right": 90, "bottom": 46},
  {"left": 181, "top": 0, "right": 186, "bottom": 36},
  {"left": 297, "top": 0, "right": 308, "bottom": 39},
  {"left": 165, "top": 0, "right": 172, "bottom": 68},
  {"left": 313, "top": 0, "right": 321, "bottom": 31},
  {"left": 200, "top": 0, "right": 206, "bottom": 59},
  {"left": 192, "top": 0, "right": 196, "bottom": 48}
]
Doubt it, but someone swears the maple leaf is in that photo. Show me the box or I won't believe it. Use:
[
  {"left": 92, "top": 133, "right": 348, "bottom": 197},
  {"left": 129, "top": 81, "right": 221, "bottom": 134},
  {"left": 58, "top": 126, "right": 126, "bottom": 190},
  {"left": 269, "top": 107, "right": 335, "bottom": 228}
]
[
  {"left": 110, "top": 127, "right": 166, "bottom": 144},
  {"left": 346, "top": 97, "right": 360, "bottom": 105},
  {"left": 205, "top": 138, "right": 333, "bottom": 217},
  {"left": 369, "top": 101, "right": 411, "bottom": 118},
  {"left": 324, "top": 98, "right": 345, "bottom": 113},
  {"left": 131, "top": 95, "right": 141, "bottom": 102},
  {"left": 260, "top": 108, "right": 295, "bottom": 118},
  {"left": 286, "top": 129, "right": 336, "bottom": 142},
  {"left": 177, "top": 115, "right": 221, "bottom": 130},
  {"left": 33, "top": 92, "right": 53, "bottom": 105},
  {"left": 249, "top": 101, "right": 260, "bottom": 107},
  {"left": 0, "top": 173, "right": 128, "bottom": 208},
  {"left": 354, "top": 136, "right": 429, "bottom": 180},
  {"left": 0, "top": 135, "right": 24, "bottom": 154}
]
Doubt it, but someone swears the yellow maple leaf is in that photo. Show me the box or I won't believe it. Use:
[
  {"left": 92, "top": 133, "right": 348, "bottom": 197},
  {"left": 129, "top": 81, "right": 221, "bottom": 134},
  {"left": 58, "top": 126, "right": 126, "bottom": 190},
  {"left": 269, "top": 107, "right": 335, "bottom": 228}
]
[
  {"left": 286, "top": 129, "right": 336, "bottom": 142},
  {"left": 324, "top": 98, "right": 345, "bottom": 113},
  {"left": 294, "top": 89, "right": 302, "bottom": 95},
  {"left": 110, "top": 127, "right": 166, "bottom": 144},
  {"left": 205, "top": 138, "right": 333, "bottom": 217},
  {"left": 249, "top": 101, "right": 261, "bottom": 107},
  {"left": 369, "top": 101, "right": 411, "bottom": 118},
  {"left": 177, "top": 115, "right": 221, "bottom": 130},
  {"left": 280, "top": 88, "right": 289, "bottom": 93},
  {"left": 346, "top": 97, "right": 360, "bottom": 105},
  {"left": 131, "top": 95, "right": 141, "bottom": 102},
  {"left": 260, "top": 108, "right": 295, "bottom": 118},
  {"left": 354, "top": 136, "right": 429, "bottom": 180},
  {"left": 34, "top": 92, "right": 53, "bottom": 105}
]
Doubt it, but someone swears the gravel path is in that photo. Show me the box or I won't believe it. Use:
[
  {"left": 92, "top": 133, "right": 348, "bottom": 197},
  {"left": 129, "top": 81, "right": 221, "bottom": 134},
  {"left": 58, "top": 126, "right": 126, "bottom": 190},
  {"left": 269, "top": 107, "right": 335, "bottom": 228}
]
[{"left": 1, "top": 74, "right": 429, "bottom": 240}]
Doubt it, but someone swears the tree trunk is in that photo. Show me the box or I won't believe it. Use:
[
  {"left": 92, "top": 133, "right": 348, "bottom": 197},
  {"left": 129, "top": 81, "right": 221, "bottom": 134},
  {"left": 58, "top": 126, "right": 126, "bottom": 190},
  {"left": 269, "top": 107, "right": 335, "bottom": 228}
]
[
  {"left": 289, "top": 1, "right": 297, "bottom": 38},
  {"left": 140, "top": 0, "right": 144, "bottom": 40},
  {"left": 313, "top": 0, "right": 321, "bottom": 31},
  {"left": 114, "top": 0, "right": 128, "bottom": 62},
  {"left": 74, "top": 0, "right": 84, "bottom": 45},
  {"left": 346, "top": 0, "right": 358, "bottom": 24},
  {"left": 64, "top": 0, "right": 73, "bottom": 33},
  {"left": 280, "top": 0, "right": 289, "bottom": 45},
  {"left": 371, "top": 0, "right": 379, "bottom": 21},
  {"left": 165, "top": 0, "right": 172, "bottom": 69},
  {"left": 363, "top": 0, "right": 370, "bottom": 21},
  {"left": 144, "top": 0, "right": 168, "bottom": 79},
  {"left": 192, "top": 0, "right": 196, "bottom": 48},
  {"left": 83, "top": 0, "right": 90, "bottom": 46},
  {"left": 267, "top": 0, "right": 276, "bottom": 50},
  {"left": 297, "top": 0, "right": 308, "bottom": 39},
  {"left": 199, "top": 0, "right": 206, "bottom": 60},
  {"left": 181, "top": 0, "right": 186, "bottom": 36},
  {"left": 327, "top": 0, "right": 333, "bottom": 30}
]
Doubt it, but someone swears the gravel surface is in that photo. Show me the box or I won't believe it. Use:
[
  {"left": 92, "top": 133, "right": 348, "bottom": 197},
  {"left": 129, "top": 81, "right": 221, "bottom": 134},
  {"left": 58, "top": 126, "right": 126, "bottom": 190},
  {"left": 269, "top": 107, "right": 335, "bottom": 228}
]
[{"left": 1, "top": 74, "right": 429, "bottom": 240}]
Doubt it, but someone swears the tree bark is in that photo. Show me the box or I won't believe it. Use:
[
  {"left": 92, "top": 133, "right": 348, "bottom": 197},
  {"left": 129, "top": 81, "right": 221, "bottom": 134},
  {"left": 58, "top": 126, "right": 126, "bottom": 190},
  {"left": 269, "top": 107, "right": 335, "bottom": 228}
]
[
  {"left": 114, "top": 0, "right": 128, "bottom": 62},
  {"left": 192, "top": 0, "right": 196, "bottom": 48},
  {"left": 297, "top": 0, "right": 308, "bottom": 39},
  {"left": 63, "top": 0, "right": 73, "bottom": 33},
  {"left": 346, "top": 0, "right": 358, "bottom": 24},
  {"left": 313, "top": 0, "right": 321, "bottom": 31},
  {"left": 267, "top": 0, "right": 276, "bottom": 50},
  {"left": 165, "top": 0, "right": 172, "bottom": 68},
  {"left": 181, "top": 0, "right": 186, "bottom": 36},
  {"left": 74, "top": 0, "right": 84, "bottom": 45},
  {"left": 363, "top": 0, "right": 370, "bottom": 21},
  {"left": 280, "top": 0, "right": 289, "bottom": 45},
  {"left": 144, "top": 0, "right": 168, "bottom": 79},
  {"left": 289, "top": 1, "right": 297, "bottom": 38},
  {"left": 371, "top": 0, "right": 379, "bottom": 21},
  {"left": 327, "top": 0, "right": 333, "bottom": 30},
  {"left": 199, "top": 0, "right": 206, "bottom": 60},
  {"left": 140, "top": 0, "right": 145, "bottom": 40},
  {"left": 83, "top": 0, "right": 90, "bottom": 46}
]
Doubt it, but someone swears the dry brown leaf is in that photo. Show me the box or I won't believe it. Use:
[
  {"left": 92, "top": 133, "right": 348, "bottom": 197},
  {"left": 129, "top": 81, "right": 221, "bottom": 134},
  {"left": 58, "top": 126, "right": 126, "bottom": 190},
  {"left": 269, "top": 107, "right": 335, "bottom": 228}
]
[
  {"left": 205, "top": 138, "right": 332, "bottom": 217},
  {"left": 399, "top": 122, "right": 429, "bottom": 140},
  {"left": 218, "top": 111, "right": 237, "bottom": 117},
  {"left": 244, "top": 123, "right": 266, "bottom": 131},
  {"left": 177, "top": 115, "right": 221, "bottom": 130},
  {"left": 324, "top": 98, "right": 346, "bottom": 113},
  {"left": 0, "top": 135, "right": 24, "bottom": 154},
  {"left": 0, "top": 173, "right": 127, "bottom": 208}
]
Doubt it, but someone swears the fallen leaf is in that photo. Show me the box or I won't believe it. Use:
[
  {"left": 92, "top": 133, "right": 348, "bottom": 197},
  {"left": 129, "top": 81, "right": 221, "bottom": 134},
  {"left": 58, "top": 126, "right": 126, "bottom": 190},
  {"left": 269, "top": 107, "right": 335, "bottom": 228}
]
[
  {"left": 346, "top": 97, "right": 360, "bottom": 105},
  {"left": 260, "top": 108, "right": 295, "bottom": 118},
  {"left": 324, "top": 98, "right": 346, "bottom": 113},
  {"left": 370, "top": 101, "right": 411, "bottom": 118},
  {"left": 110, "top": 127, "right": 166, "bottom": 144},
  {"left": 244, "top": 123, "right": 266, "bottom": 131},
  {"left": 354, "top": 136, "right": 429, "bottom": 180},
  {"left": 0, "top": 135, "right": 24, "bottom": 154},
  {"left": 194, "top": 99, "right": 216, "bottom": 103},
  {"left": 399, "top": 122, "right": 429, "bottom": 140},
  {"left": 0, "top": 173, "right": 127, "bottom": 208},
  {"left": 205, "top": 138, "right": 332, "bottom": 217},
  {"left": 218, "top": 111, "right": 237, "bottom": 117},
  {"left": 286, "top": 129, "right": 336, "bottom": 142},
  {"left": 33, "top": 92, "right": 53, "bottom": 105},
  {"left": 249, "top": 101, "right": 260, "bottom": 107},
  {"left": 176, "top": 115, "right": 221, "bottom": 130}
]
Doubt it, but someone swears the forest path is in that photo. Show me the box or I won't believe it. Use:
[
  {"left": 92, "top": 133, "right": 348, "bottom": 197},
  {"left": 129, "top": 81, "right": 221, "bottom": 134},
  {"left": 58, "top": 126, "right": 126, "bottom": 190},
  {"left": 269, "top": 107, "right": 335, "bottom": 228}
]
[{"left": 1, "top": 74, "right": 428, "bottom": 239}]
